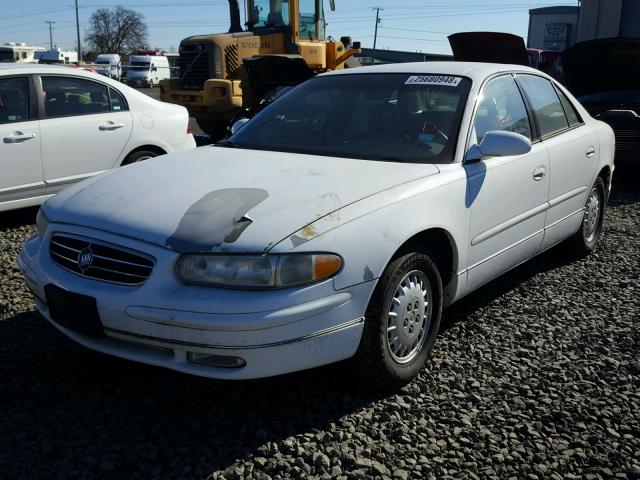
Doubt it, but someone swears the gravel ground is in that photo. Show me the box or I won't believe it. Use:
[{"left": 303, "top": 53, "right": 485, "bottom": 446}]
[{"left": 0, "top": 168, "right": 638, "bottom": 479}]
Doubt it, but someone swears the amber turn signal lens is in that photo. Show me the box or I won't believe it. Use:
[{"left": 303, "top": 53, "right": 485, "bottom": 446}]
[{"left": 314, "top": 254, "right": 342, "bottom": 280}]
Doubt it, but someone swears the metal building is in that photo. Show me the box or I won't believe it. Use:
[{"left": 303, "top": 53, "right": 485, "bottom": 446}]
[
  {"left": 528, "top": 0, "right": 640, "bottom": 51},
  {"left": 527, "top": 6, "right": 579, "bottom": 51},
  {"left": 575, "top": 0, "right": 640, "bottom": 42}
]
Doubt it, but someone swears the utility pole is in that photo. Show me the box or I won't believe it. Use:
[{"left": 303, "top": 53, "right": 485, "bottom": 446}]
[
  {"left": 45, "top": 21, "right": 56, "bottom": 50},
  {"left": 372, "top": 7, "right": 383, "bottom": 64},
  {"left": 75, "top": 0, "right": 82, "bottom": 61}
]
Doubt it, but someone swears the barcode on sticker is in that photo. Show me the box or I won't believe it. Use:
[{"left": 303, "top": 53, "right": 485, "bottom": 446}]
[{"left": 405, "top": 75, "right": 462, "bottom": 87}]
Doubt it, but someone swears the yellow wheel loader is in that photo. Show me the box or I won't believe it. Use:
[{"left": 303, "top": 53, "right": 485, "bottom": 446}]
[{"left": 159, "top": 0, "right": 360, "bottom": 138}]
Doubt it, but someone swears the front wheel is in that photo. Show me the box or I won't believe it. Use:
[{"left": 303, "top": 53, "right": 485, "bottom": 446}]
[
  {"left": 352, "top": 252, "right": 443, "bottom": 389},
  {"left": 568, "top": 176, "right": 606, "bottom": 256}
]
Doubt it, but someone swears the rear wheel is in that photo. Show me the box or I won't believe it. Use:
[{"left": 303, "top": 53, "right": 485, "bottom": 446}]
[
  {"left": 353, "top": 253, "right": 443, "bottom": 389},
  {"left": 568, "top": 177, "right": 606, "bottom": 256},
  {"left": 122, "top": 149, "right": 159, "bottom": 165}
]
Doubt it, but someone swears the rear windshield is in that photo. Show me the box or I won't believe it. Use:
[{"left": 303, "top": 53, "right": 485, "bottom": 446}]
[{"left": 229, "top": 73, "right": 472, "bottom": 164}]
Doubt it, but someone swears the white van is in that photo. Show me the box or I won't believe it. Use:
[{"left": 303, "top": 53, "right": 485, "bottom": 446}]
[
  {"left": 126, "top": 55, "right": 170, "bottom": 88},
  {"left": 94, "top": 53, "right": 121, "bottom": 79}
]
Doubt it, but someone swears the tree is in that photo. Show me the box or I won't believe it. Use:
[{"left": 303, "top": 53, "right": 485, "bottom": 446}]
[{"left": 85, "top": 7, "right": 148, "bottom": 55}]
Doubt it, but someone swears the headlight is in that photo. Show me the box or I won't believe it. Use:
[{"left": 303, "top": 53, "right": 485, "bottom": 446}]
[
  {"left": 176, "top": 253, "right": 343, "bottom": 289},
  {"left": 36, "top": 208, "right": 49, "bottom": 239}
]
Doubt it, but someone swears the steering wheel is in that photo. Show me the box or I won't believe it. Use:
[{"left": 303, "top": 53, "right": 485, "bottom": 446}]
[{"left": 421, "top": 121, "right": 448, "bottom": 144}]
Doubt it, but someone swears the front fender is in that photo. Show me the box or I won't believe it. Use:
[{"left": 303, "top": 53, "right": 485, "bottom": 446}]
[{"left": 270, "top": 166, "right": 471, "bottom": 292}]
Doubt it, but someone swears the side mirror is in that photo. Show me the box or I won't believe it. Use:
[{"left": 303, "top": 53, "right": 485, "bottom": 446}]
[
  {"left": 152, "top": 66, "right": 157, "bottom": 72},
  {"left": 230, "top": 117, "right": 250, "bottom": 135},
  {"left": 465, "top": 130, "right": 531, "bottom": 162}
]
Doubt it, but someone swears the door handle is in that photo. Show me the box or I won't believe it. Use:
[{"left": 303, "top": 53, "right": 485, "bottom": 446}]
[
  {"left": 533, "top": 166, "right": 546, "bottom": 181},
  {"left": 585, "top": 146, "right": 596, "bottom": 158},
  {"left": 99, "top": 122, "right": 125, "bottom": 131},
  {"left": 3, "top": 133, "right": 37, "bottom": 144}
]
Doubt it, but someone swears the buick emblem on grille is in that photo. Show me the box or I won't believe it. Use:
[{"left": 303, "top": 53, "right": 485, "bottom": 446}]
[{"left": 77, "top": 248, "right": 94, "bottom": 271}]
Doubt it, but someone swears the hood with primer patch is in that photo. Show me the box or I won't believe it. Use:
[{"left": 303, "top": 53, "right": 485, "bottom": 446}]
[{"left": 44, "top": 147, "right": 440, "bottom": 252}]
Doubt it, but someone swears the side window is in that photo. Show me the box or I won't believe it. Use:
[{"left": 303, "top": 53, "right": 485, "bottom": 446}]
[
  {"left": 109, "top": 88, "right": 128, "bottom": 112},
  {"left": 517, "top": 74, "right": 569, "bottom": 137},
  {"left": 299, "top": 0, "right": 318, "bottom": 40},
  {"left": 42, "top": 76, "right": 110, "bottom": 118},
  {"left": 555, "top": 86, "right": 582, "bottom": 127},
  {"left": 474, "top": 75, "right": 531, "bottom": 144},
  {"left": 0, "top": 77, "right": 29, "bottom": 124}
]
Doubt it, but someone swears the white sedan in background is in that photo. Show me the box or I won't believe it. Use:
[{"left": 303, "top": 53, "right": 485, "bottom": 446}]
[
  {"left": 0, "top": 63, "right": 195, "bottom": 212},
  {"left": 19, "top": 62, "right": 614, "bottom": 388}
]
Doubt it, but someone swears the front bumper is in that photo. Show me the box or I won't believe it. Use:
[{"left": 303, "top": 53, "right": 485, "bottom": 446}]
[
  {"left": 18, "top": 226, "right": 372, "bottom": 380},
  {"left": 159, "top": 78, "right": 243, "bottom": 120}
]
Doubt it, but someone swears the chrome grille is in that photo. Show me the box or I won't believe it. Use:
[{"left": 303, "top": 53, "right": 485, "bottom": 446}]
[
  {"left": 178, "top": 44, "right": 212, "bottom": 90},
  {"left": 49, "top": 234, "right": 154, "bottom": 286},
  {"left": 614, "top": 129, "right": 640, "bottom": 153}
]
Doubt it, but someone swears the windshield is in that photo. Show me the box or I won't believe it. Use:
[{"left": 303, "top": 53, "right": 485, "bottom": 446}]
[
  {"left": 129, "top": 61, "right": 150, "bottom": 70},
  {"left": 580, "top": 90, "right": 640, "bottom": 104},
  {"left": 229, "top": 73, "right": 471, "bottom": 163},
  {"left": 0, "top": 50, "right": 16, "bottom": 62}
]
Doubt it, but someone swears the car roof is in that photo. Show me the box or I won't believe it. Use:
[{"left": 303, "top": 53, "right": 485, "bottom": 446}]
[
  {"left": 324, "top": 61, "right": 541, "bottom": 81},
  {"left": 0, "top": 63, "right": 97, "bottom": 76}
]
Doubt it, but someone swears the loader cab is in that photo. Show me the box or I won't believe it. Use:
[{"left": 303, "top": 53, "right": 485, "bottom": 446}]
[{"left": 247, "top": 0, "right": 326, "bottom": 41}]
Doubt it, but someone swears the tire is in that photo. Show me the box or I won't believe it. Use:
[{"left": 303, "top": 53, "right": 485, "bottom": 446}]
[
  {"left": 352, "top": 252, "right": 443, "bottom": 389},
  {"left": 122, "top": 149, "right": 159, "bottom": 166},
  {"left": 148, "top": 80, "right": 154, "bottom": 88},
  {"left": 568, "top": 176, "right": 606, "bottom": 257}
]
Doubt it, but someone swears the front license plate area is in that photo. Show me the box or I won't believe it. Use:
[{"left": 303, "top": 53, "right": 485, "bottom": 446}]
[{"left": 44, "top": 284, "right": 105, "bottom": 338}]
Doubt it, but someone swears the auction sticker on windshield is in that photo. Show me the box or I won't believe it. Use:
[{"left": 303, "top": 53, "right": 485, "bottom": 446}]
[{"left": 405, "top": 75, "right": 462, "bottom": 87}]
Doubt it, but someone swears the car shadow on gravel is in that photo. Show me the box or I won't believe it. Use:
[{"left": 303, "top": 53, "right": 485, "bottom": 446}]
[
  {"left": 0, "top": 206, "right": 38, "bottom": 229},
  {"left": 0, "top": 309, "right": 390, "bottom": 477}
]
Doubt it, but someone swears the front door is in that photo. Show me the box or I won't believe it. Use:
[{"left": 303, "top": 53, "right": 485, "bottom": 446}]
[
  {"left": 465, "top": 74, "right": 550, "bottom": 292},
  {"left": 0, "top": 75, "right": 43, "bottom": 209},
  {"left": 38, "top": 75, "right": 133, "bottom": 194}
]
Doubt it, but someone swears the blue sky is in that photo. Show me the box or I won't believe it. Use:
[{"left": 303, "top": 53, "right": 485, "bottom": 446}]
[{"left": 1, "top": 0, "right": 577, "bottom": 55}]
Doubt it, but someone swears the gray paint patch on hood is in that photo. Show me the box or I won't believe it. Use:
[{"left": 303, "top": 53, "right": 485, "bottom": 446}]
[{"left": 166, "top": 188, "right": 268, "bottom": 252}]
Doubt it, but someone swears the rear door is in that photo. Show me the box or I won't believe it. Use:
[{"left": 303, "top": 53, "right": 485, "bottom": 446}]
[
  {"left": 38, "top": 75, "right": 133, "bottom": 194},
  {"left": 516, "top": 74, "right": 598, "bottom": 249},
  {"left": 465, "top": 73, "right": 550, "bottom": 292},
  {"left": 0, "top": 75, "right": 43, "bottom": 208}
]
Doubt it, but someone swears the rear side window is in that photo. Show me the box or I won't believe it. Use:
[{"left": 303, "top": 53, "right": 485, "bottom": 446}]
[
  {"left": 109, "top": 87, "right": 127, "bottom": 112},
  {"left": 42, "top": 76, "right": 110, "bottom": 118},
  {"left": 474, "top": 74, "right": 532, "bottom": 143},
  {"left": 0, "top": 77, "right": 29, "bottom": 124},
  {"left": 517, "top": 74, "right": 569, "bottom": 137},
  {"left": 555, "top": 87, "right": 582, "bottom": 127}
]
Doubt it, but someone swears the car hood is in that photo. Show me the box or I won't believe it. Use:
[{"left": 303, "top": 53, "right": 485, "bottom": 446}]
[
  {"left": 44, "top": 147, "right": 440, "bottom": 253},
  {"left": 448, "top": 32, "right": 528, "bottom": 66},
  {"left": 563, "top": 38, "right": 640, "bottom": 98}
]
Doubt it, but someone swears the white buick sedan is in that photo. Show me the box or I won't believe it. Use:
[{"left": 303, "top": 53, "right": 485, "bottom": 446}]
[
  {"left": 0, "top": 64, "right": 195, "bottom": 212},
  {"left": 19, "top": 62, "right": 614, "bottom": 387}
]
